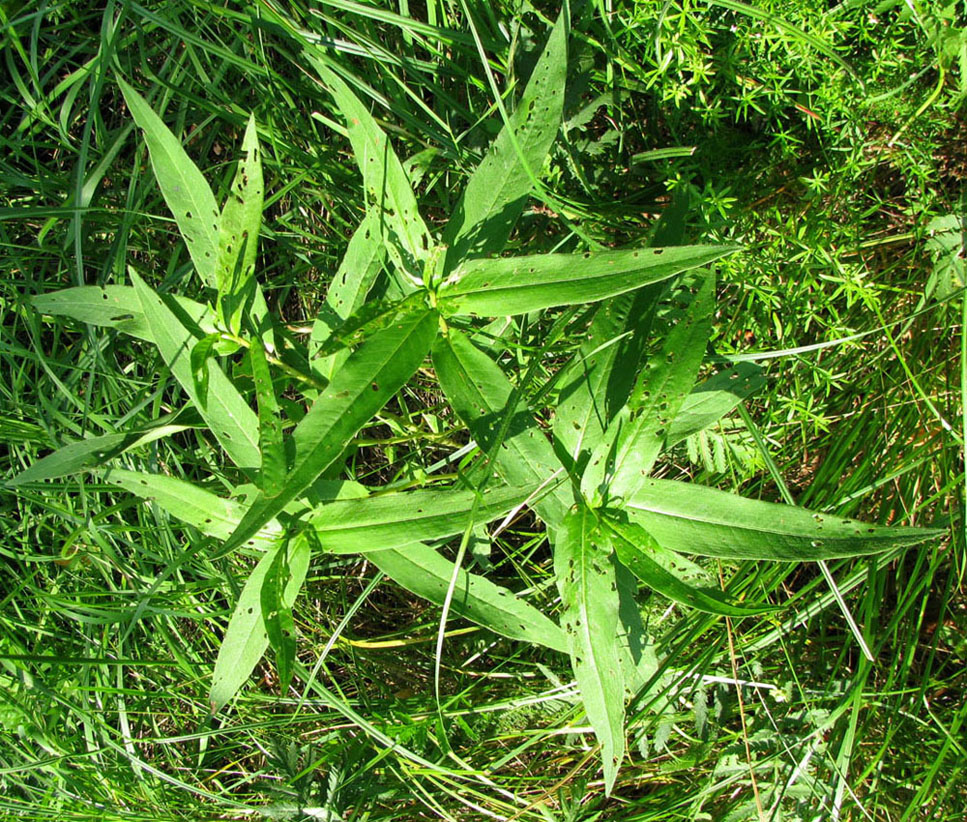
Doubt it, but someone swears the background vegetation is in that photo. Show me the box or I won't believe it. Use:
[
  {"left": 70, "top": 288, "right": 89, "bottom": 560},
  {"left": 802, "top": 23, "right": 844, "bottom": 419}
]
[{"left": 1, "top": 0, "right": 964, "bottom": 819}]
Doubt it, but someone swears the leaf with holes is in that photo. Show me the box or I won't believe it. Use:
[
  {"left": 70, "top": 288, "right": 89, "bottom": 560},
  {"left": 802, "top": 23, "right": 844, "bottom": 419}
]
[
  {"left": 442, "top": 9, "right": 568, "bottom": 266},
  {"left": 555, "top": 504, "right": 625, "bottom": 794},
  {"left": 624, "top": 478, "right": 942, "bottom": 561},
  {"left": 437, "top": 245, "right": 738, "bottom": 317}
]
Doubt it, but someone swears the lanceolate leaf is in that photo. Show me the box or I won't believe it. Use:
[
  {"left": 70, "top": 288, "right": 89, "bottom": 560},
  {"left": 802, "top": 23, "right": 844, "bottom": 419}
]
[
  {"left": 131, "top": 271, "right": 261, "bottom": 473},
  {"left": 309, "top": 209, "right": 387, "bottom": 382},
  {"left": 625, "top": 478, "right": 942, "bottom": 561},
  {"left": 437, "top": 245, "right": 738, "bottom": 317},
  {"left": 119, "top": 79, "right": 221, "bottom": 286},
  {"left": 553, "top": 287, "right": 662, "bottom": 473},
  {"left": 103, "top": 468, "right": 281, "bottom": 552},
  {"left": 368, "top": 543, "right": 567, "bottom": 653},
  {"left": 432, "top": 327, "right": 570, "bottom": 528},
  {"left": 605, "top": 515, "right": 775, "bottom": 617},
  {"left": 6, "top": 419, "right": 193, "bottom": 487},
  {"left": 33, "top": 285, "right": 217, "bottom": 342},
  {"left": 555, "top": 505, "right": 625, "bottom": 794},
  {"left": 586, "top": 272, "right": 715, "bottom": 501},
  {"left": 442, "top": 9, "right": 568, "bottom": 265},
  {"left": 261, "top": 534, "right": 309, "bottom": 692},
  {"left": 309, "top": 482, "right": 536, "bottom": 553},
  {"left": 222, "top": 307, "right": 438, "bottom": 553},
  {"left": 308, "top": 58, "right": 430, "bottom": 279},
  {"left": 249, "top": 340, "right": 287, "bottom": 497},
  {"left": 664, "top": 362, "right": 766, "bottom": 449},
  {"left": 216, "top": 114, "right": 264, "bottom": 335},
  {"left": 210, "top": 533, "right": 310, "bottom": 711}
]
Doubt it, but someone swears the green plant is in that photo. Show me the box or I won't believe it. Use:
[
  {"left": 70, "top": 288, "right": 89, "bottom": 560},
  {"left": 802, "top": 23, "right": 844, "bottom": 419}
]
[{"left": 6, "top": 8, "right": 941, "bottom": 796}]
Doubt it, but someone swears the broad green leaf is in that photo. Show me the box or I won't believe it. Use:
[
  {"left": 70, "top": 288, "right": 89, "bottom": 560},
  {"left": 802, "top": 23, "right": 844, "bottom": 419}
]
[
  {"left": 32, "top": 285, "right": 217, "bottom": 342},
  {"left": 308, "top": 482, "right": 535, "bottom": 553},
  {"left": 605, "top": 515, "right": 775, "bottom": 616},
  {"left": 216, "top": 113, "right": 264, "bottom": 335},
  {"left": 555, "top": 505, "right": 625, "bottom": 794},
  {"left": 584, "top": 272, "right": 715, "bottom": 502},
  {"left": 437, "top": 244, "right": 739, "bottom": 317},
  {"left": 625, "top": 478, "right": 942, "bottom": 561},
  {"left": 442, "top": 9, "right": 568, "bottom": 264},
  {"left": 249, "top": 341, "right": 286, "bottom": 497},
  {"left": 307, "top": 58, "right": 430, "bottom": 278},
  {"left": 118, "top": 79, "right": 221, "bottom": 286},
  {"left": 103, "top": 468, "right": 281, "bottom": 552},
  {"left": 6, "top": 418, "right": 193, "bottom": 487},
  {"left": 260, "top": 534, "right": 309, "bottom": 692},
  {"left": 665, "top": 362, "right": 766, "bottom": 449},
  {"left": 131, "top": 271, "right": 261, "bottom": 473},
  {"left": 309, "top": 209, "right": 387, "bottom": 382},
  {"left": 222, "top": 307, "right": 438, "bottom": 553},
  {"left": 367, "top": 543, "right": 567, "bottom": 653},
  {"left": 210, "top": 533, "right": 310, "bottom": 711},
  {"left": 432, "top": 328, "right": 570, "bottom": 528},
  {"left": 553, "top": 286, "right": 662, "bottom": 474}
]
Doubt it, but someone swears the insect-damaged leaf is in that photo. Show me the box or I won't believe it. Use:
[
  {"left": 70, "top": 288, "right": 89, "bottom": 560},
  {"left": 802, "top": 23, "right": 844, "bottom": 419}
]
[
  {"left": 437, "top": 244, "right": 738, "bottom": 317},
  {"left": 555, "top": 504, "right": 625, "bottom": 794}
]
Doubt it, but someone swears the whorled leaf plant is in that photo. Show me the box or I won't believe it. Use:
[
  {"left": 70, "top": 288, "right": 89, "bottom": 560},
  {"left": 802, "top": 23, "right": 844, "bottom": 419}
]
[{"left": 10, "top": 9, "right": 939, "bottom": 793}]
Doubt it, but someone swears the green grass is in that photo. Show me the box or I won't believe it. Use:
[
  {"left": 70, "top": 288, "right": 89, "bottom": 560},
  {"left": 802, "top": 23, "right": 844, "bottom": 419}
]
[{"left": 1, "top": 0, "right": 965, "bottom": 819}]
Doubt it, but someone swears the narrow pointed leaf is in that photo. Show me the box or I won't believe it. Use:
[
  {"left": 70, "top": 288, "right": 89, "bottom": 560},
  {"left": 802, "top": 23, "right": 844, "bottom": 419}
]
[
  {"left": 210, "top": 533, "right": 310, "bottom": 711},
  {"left": 555, "top": 505, "right": 625, "bottom": 794},
  {"left": 437, "top": 244, "right": 738, "bottom": 317},
  {"left": 625, "top": 478, "right": 942, "bottom": 561},
  {"left": 586, "top": 272, "right": 715, "bottom": 501},
  {"left": 131, "top": 271, "right": 260, "bottom": 473},
  {"left": 432, "top": 328, "right": 570, "bottom": 528},
  {"left": 190, "top": 333, "right": 221, "bottom": 404},
  {"left": 308, "top": 58, "right": 430, "bottom": 277},
  {"left": 309, "top": 209, "right": 386, "bottom": 382},
  {"left": 664, "top": 362, "right": 766, "bottom": 449},
  {"left": 223, "top": 307, "right": 438, "bottom": 553},
  {"left": 442, "top": 9, "right": 568, "bottom": 263},
  {"left": 7, "top": 420, "right": 193, "bottom": 487},
  {"left": 249, "top": 341, "right": 286, "bottom": 497},
  {"left": 33, "top": 285, "right": 216, "bottom": 342},
  {"left": 216, "top": 113, "right": 264, "bottom": 334},
  {"left": 606, "top": 515, "right": 775, "bottom": 616},
  {"left": 261, "top": 534, "right": 309, "bottom": 692},
  {"left": 308, "top": 482, "right": 535, "bottom": 553},
  {"left": 553, "top": 286, "right": 661, "bottom": 472},
  {"left": 103, "top": 468, "right": 282, "bottom": 551},
  {"left": 118, "top": 79, "right": 221, "bottom": 286},
  {"left": 368, "top": 544, "right": 567, "bottom": 653}
]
